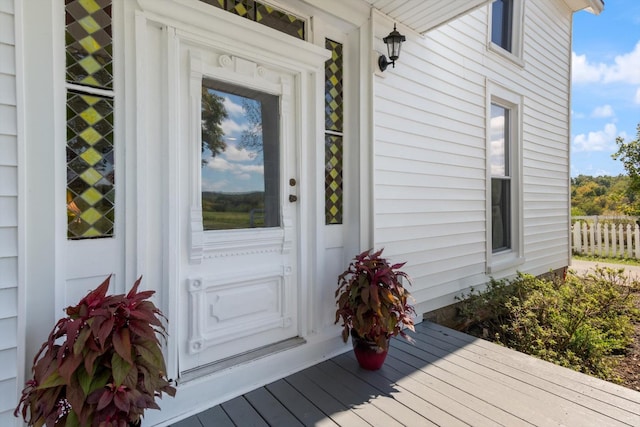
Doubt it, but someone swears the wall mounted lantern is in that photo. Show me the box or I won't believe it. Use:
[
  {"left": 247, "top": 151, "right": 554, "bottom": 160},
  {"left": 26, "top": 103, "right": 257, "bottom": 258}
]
[{"left": 378, "top": 24, "right": 406, "bottom": 72}]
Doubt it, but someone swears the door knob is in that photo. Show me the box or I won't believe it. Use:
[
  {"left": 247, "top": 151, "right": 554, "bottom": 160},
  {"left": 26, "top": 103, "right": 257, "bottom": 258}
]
[{"left": 289, "top": 195, "right": 298, "bottom": 203}]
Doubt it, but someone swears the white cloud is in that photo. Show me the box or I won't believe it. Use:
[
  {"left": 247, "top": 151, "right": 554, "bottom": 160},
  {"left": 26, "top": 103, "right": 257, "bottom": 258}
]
[
  {"left": 221, "top": 119, "right": 247, "bottom": 136},
  {"left": 572, "top": 42, "right": 640, "bottom": 85},
  {"left": 635, "top": 88, "right": 640, "bottom": 105},
  {"left": 572, "top": 123, "right": 619, "bottom": 152},
  {"left": 206, "top": 156, "right": 234, "bottom": 171},
  {"left": 572, "top": 110, "right": 586, "bottom": 119},
  {"left": 238, "top": 164, "right": 264, "bottom": 174},
  {"left": 202, "top": 178, "right": 229, "bottom": 191},
  {"left": 572, "top": 52, "right": 604, "bottom": 84},
  {"left": 590, "top": 104, "right": 614, "bottom": 118},
  {"left": 602, "top": 42, "right": 640, "bottom": 85},
  {"left": 222, "top": 96, "right": 244, "bottom": 116},
  {"left": 224, "top": 144, "right": 255, "bottom": 161},
  {"left": 205, "top": 153, "right": 264, "bottom": 175}
]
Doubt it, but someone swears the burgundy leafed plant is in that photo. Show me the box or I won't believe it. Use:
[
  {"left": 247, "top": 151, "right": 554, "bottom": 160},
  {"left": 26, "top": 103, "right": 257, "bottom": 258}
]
[
  {"left": 15, "top": 276, "right": 176, "bottom": 427},
  {"left": 335, "top": 248, "right": 416, "bottom": 350}
]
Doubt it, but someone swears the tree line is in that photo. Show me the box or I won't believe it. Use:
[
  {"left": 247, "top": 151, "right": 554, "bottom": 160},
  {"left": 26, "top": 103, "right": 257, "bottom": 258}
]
[{"left": 572, "top": 123, "right": 640, "bottom": 216}]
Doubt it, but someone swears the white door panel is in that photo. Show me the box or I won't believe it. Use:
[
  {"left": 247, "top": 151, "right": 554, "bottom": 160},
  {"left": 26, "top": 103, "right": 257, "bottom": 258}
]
[{"left": 178, "top": 44, "right": 299, "bottom": 373}]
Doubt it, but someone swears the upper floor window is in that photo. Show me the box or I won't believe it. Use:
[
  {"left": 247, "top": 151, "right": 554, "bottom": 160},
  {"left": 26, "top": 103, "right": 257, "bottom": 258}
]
[
  {"left": 491, "top": 0, "right": 513, "bottom": 51},
  {"left": 489, "top": 0, "right": 524, "bottom": 61}
]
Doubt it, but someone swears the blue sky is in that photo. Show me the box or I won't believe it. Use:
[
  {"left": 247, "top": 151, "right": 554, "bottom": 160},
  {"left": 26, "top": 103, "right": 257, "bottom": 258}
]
[{"left": 571, "top": 0, "right": 640, "bottom": 177}]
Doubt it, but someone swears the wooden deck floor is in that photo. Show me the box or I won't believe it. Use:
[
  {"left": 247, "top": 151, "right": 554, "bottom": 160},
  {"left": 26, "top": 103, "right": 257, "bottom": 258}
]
[{"left": 170, "top": 322, "right": 640, "bottom": 426}]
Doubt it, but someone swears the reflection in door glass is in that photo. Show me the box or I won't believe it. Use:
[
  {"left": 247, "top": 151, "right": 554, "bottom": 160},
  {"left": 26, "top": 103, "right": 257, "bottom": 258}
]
[{"left": 201, "top": 80, "right": 280, "bottom": 230}]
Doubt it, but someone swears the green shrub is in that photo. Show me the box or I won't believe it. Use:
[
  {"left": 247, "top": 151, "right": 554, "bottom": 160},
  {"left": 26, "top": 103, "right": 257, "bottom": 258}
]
[{"left": 457, "top": 267, "right": 640, "bottom": 381}]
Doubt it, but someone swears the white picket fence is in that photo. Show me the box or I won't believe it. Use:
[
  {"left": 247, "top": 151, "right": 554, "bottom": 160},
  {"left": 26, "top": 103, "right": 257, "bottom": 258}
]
[{"left": 572, "top": 220, "right": 640, "bottom": 258}]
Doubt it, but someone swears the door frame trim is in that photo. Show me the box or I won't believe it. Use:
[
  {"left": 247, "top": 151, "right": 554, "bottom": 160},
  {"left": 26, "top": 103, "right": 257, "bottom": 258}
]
[{"left": 132, "top": 1, "right": 330, "bottom": 379}]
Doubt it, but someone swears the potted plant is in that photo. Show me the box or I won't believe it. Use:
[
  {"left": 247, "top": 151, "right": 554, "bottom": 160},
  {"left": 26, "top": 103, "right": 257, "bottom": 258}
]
[
  {"left": 335, "top": 248, "right": 416, "bottom": 370},
  {"left": 15, "top": 276, "right": 176, "bottom": 426}
]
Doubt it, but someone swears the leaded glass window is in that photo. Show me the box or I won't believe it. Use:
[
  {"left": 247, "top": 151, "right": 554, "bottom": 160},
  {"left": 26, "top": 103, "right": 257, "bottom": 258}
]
[
  {"left": 324, "top": 39, "right": 343, "bottom": 225},
  {"left": 200, "top": 0, "right": 305, "bottom": 40},
  {"left": 65, "top": 0, "right": 113, "bottom": 89},
  {"left": 65, "top": 0, "right": 115, "bottom": 239}
]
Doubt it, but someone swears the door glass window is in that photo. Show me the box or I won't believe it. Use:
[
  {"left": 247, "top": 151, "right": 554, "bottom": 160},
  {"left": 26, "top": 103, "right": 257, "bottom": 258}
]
[{"left": 201, "top": 79, "right": 280, "bottom": 230}]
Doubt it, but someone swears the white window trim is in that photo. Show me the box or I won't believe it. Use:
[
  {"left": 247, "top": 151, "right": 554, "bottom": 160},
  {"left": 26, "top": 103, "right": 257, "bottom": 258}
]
[
  {"left": 486, "top": 80, "right": 524, "bottom": 275},
  {"left": 487, "top": 0, "right": 525, "bottom": 67}
]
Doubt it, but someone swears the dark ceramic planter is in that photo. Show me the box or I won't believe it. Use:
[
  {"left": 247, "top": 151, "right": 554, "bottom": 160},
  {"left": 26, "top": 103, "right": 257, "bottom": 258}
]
[{"left": 351, "top": 331, "right": 389, "bottom": 370}]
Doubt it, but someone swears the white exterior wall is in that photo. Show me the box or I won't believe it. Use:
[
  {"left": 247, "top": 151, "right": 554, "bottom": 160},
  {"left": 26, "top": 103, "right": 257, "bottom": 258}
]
[
  {"left": 0, "top": 0, "right": 19, "bottom": 423},
  {"left": 10, "top": 0, "right": 581, "bottom": 424},
  {"left": 373, "top": 0, "right": 573, "bottom": 314}
]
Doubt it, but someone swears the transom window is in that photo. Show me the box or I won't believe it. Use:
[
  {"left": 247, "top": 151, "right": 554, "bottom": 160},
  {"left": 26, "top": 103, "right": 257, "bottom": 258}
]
[{"left": 200, "top": 0, "right": 305, "bottom": 40}]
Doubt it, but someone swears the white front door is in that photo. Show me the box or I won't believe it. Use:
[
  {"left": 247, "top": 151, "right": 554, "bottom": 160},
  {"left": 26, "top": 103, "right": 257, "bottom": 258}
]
[{"left": 178, "top": 43, "right": 301, "bottom": 374}]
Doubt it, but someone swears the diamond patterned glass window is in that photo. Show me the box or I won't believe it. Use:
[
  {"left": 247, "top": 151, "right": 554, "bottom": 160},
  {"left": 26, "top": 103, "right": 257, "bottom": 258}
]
[
  {"left": 65, "top": 0, "right": 113, "bottom": 89},
  {"left": 200, "top": 0, "right": 305, "bottom": 40},
  {"left": 65, "top": 0, "right": 115, "bottom": 239},
  {"left": 67, "top": 92, "right": 115, "bottom": 239},
  {"left": 325, "top": 39, "right": 343, "bottom": 225},
  {"left": 325, "top": 39, "right": 343, "bottom": 133}
]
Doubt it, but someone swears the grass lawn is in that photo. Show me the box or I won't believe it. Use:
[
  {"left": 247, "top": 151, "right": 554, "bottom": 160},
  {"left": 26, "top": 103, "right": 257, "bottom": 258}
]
[{"left": 572, "top": 253, "right": 640, "bottom": 267}]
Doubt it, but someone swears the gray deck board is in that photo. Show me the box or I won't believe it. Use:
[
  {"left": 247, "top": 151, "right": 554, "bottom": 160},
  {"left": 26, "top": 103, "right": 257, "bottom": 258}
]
[
  {"left": 265, "top": 379, "right": 339, "bottom": 427},
  {"left": 196, "top": 406, "right": 234, "bottom": 427},
  {"left": 220, "top": 396, "right": 269, "bottom": 427},
  {"left": 170, "top": 322, "right": 640, "bottom": 427},
  {"left": 417, "top": 325, "right": 639, "bottom": 424}
]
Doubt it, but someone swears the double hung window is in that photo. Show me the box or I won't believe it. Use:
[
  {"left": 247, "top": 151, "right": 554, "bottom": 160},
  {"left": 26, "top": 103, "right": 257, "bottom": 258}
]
[{"left": 487, "top": 83, "right": 523, "bottom": 272}]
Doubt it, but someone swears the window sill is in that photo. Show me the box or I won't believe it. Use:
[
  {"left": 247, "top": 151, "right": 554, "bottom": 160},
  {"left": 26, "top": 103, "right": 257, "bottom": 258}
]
[
  {"left": 487, "top": 42, "right": 525, "bottom": 68},
  {"left": 486, "top": 254, "right": 525, "bottom": 275}
]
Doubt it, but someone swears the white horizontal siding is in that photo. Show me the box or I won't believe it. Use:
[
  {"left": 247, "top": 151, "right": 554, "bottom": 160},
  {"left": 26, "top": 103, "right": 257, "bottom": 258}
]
[
  {"left": 0, "top": 1, "right": 19, "bottom": 423},
  {"left": 373, "top": 0, "right": 573, "bottom": 312},
  {"left": 521, "top": 0, "right": 572, "bottom": 275}
]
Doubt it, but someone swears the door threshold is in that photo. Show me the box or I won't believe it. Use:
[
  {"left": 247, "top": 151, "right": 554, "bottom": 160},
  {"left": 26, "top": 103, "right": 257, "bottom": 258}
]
[{"left": 179, "top": 337, "right": 306, "bottom": 383}]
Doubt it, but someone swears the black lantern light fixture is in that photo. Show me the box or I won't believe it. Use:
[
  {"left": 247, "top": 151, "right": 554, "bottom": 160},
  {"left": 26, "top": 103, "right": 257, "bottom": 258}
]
[{"left": 378, "top": 24, "right": 406, "bottom": 72}]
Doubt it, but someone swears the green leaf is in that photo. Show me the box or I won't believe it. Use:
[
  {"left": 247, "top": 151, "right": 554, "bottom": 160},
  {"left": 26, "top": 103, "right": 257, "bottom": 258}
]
[
  {"left": 112, "top": 352, "right": 133, "bottom": 387},
  {"left": 73, "top": 325, "right": 91, "bottom": 355},
  {"left": 65, "top": 410, "right": 81, "bottom": 427},
  {"left": 88, "top": 368, "right": 111, "bottom": 395},
  {"left": 76, "top": 364, "right": 93, "bottom": 396},
  {"left": 36, "top": 370, "right": 65, "bottom": 390},
  {"left": 136, "top": 339, "right": 165, "bottom": 370}
]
